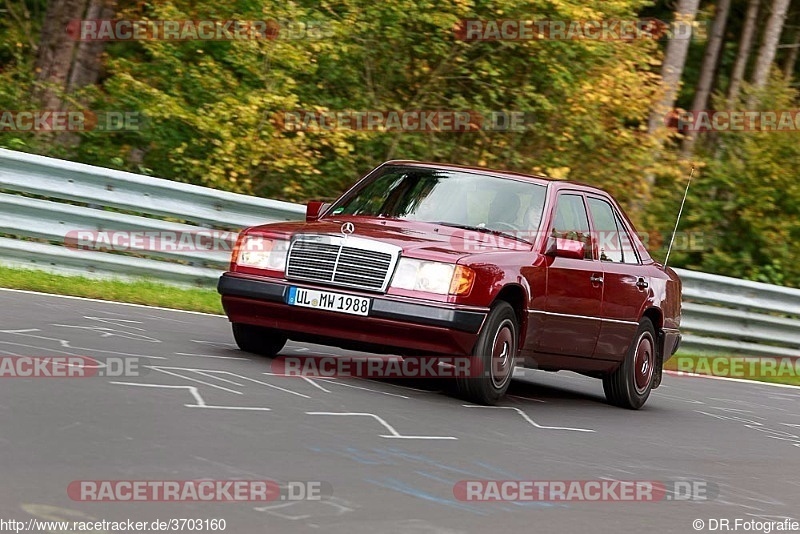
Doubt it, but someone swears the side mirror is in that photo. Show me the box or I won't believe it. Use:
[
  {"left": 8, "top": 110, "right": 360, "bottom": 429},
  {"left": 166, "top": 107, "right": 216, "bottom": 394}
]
[
  {"left": 306, "top": 201, "right": 330, "bottom": 222},
  {"left": 545, "top": 237, "right": 585, "bottom": 260}
]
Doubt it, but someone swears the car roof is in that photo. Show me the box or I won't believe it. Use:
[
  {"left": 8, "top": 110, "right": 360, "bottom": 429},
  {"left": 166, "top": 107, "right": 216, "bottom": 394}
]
[{"left": 382, "top": 160, "right": 611, "bottom": 196}]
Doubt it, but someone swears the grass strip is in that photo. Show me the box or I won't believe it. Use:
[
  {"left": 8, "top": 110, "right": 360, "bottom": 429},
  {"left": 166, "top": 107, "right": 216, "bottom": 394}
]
[{"left": 0, "top": 265, "right": 223, "bottom": 314}]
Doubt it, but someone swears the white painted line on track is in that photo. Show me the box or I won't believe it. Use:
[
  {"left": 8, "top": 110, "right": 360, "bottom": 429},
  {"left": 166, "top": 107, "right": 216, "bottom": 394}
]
[
  {"left": 186, "top": 405, "right": 272, "bottom": 411},
  {"left": 191, "top": 340, "right": 237, "bottom": 348},
  {"left": 110, "top": 382, "right": 206, "bottom": 403},
  {"left": 508, "top": 394, "right": 546, "bottom": 403},
  {"left": 190, "top": 370, "right": 245, "bottom": 386},
  {"left": 315, "top": 378, "right": 409, "bottom": 398},
  {"left": 262, "top": 373, "right": 335, "bottom": 393},
  {"left": 110, "top": 382, "right": 271, "bottom": 411},
  {"left": 0, "top": 330, "right": 168, "bottom": 359},
  {"left": 175, "top": 352, "right": 249, "bottom": 360},
  {"left": 306, "top": 412, "right": 457, "bottom": 440},
  {"left": 147, "top": 366, "right": 242, "bottom": 394},
  {"left": 354, "top": 377, "right": 440, "bottom": 394},
  {"left": 203, "top": 369, "right": 311, "bottom": 399},
  {"left": 0, "top": 339, "right": 168, "bottom": 361},
  {"left": 153, "top": 366, "right": 311, "bottom": 399},
  {"left": 463, "top": 405, "right": 595, "bottom": 433},
  {"left": 301, "top": 376, "right": 331, "bottom": 393}
]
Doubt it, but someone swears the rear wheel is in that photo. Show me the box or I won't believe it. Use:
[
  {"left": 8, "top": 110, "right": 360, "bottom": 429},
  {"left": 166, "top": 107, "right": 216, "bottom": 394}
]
[
  {"left": 456, "top": 302, "right": 518, "bottom": 405},
  {"left": 232, "top": 323, "right": 287, "bottom": 358},
  {"left": 603, "top": 318, "right": 656, "bottom": 409}
]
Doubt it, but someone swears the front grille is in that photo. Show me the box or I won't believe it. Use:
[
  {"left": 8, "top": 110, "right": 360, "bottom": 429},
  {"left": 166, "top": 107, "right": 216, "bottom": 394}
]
[{"left": 286, "top": 236, "right": 397, "bottom": 292}]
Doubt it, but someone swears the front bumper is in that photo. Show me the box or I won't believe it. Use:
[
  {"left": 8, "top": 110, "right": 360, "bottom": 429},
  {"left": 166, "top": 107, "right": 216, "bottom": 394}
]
[{"left": 218, "top": 273, "right": 487, "bottom": 355}]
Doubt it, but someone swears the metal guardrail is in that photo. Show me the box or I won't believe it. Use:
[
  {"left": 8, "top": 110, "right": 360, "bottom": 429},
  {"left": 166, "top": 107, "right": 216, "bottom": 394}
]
[
  {"left": 675, "top": 268, "right": 800, "bottom": 357},
  {"left": 0, "top": 148, "right": 304, "bottom": 286},
  {"left": 0, "top": 148, "right": 797, "bottom": 357}
]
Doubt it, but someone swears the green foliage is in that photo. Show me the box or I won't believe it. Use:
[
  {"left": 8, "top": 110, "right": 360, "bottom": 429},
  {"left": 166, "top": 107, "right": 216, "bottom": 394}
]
[
  {"left": 0, "top": 1, "right": 46, "bottom": 153},
  {"left": 7, "top": 0, "right": 666, "bottom": 207},
  {"left": 668, "top": 79, "right": 800, "bottom": 286}
]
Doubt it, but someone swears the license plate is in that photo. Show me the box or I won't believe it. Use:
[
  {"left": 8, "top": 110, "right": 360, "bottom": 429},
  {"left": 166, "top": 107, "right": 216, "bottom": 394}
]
[{"left": 286, "top": 287, "right": 371, "bottom": 316}]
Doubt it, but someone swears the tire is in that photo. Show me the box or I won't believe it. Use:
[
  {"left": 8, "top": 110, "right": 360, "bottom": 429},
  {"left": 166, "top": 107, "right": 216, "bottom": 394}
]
[
  {"left": 456, "top": 301, "right": 518, "bottom": 405},
  {"left": 603, "top": 318, "right": 656, "bottom": 410},
  {"left": 231, "top": 323, "right": 287, "bottom": 358}
]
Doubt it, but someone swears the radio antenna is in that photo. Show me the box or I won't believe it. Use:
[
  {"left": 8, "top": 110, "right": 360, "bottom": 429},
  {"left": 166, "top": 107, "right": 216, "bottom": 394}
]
[{"left": 664, "top": 166, "right": 695, "bottom": 269}]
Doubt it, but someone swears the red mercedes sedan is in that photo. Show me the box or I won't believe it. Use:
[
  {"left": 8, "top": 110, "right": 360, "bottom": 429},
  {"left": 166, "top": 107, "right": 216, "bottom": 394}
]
[{"left": 218, "top": 161, "right": 682, "bottom": 409}]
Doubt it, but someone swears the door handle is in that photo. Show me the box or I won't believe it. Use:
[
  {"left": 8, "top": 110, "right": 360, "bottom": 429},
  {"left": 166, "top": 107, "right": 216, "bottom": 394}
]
[
  {"left": 636, "top": 277, "right": 649, "bottom": 289},
  {"left": 590, "top": 274, "right": 604, "bottom": 284}
]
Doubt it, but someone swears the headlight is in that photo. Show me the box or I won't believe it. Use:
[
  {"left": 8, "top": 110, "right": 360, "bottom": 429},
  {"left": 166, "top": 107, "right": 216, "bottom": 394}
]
[
  {"left": 234, "top": 235, "right": 289, "bottom": 271},
  {"left": 390, "top": 258, "right": 475, "bottom": 295}
]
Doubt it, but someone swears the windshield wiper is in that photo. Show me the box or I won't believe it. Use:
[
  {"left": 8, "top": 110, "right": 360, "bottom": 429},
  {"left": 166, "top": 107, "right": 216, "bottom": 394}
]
[{"left": 431, "top": 222, "right": 533, "bottom": 245}]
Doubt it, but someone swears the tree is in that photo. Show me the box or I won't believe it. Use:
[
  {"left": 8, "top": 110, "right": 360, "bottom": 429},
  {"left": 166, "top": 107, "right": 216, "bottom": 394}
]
[
  {"left": 33, "top": 0, "right": 110, "bottom": 110},
  {"left": 89, "top": 0, "right": 664, "bottom": 213},
  {"left": 34, "top": 0, "right": 85, "bottom": 109},
  {"left": 751, "top": 0, "right": 792, "bottom": 90},
  {"left": 648, "top": 0, "right": 701, "bottom": 134},
  {"left": 683, "top": 0, "right": 732, "bottom": 155},
  {"left": 676, "top": 81, "right": 800, "bottom": 287},
  {"left": 66, "top": 0, "right": 113, "bottom": 92},
  {"left": 728, "top": 0, "right": 761, "bottom": 103},
  {"left": 783, "top": 11, "right": 800, "bottom": 79}
]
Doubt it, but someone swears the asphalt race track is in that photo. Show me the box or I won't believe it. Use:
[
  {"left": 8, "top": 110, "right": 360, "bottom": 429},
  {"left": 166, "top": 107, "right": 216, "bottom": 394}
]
[{"left": 0, "top": 288, "right": 798, "bottom": 534}]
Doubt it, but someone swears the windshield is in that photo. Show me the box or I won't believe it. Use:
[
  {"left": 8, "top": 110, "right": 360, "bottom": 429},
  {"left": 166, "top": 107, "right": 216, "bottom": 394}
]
[{"left": 329, "top": 167, "right": 547, "bottom": 234}]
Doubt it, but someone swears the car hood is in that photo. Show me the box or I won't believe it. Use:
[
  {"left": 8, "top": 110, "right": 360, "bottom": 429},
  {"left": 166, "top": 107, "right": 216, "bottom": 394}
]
[{"left": 246, "top": 217, "right": 532, "bottom": 260}]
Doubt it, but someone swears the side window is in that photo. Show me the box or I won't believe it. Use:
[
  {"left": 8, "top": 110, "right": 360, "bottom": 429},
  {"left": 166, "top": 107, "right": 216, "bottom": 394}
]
[
  {"left": 615, "top": 213, "right": 640, "bottom": 264},
  {"left": 587, "top": 197, "right": 640, "bottom": 264},
  {"left": 552, "top": 194, "right": 592, "bottom": 259},
  {"left": 587, "top": 198, "right": 623, "bottom": 263}
]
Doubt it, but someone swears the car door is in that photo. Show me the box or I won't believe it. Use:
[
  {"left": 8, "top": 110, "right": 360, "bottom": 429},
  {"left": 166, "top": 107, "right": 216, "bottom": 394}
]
[
  {"left": 586, "top": 196, "right": 648, "bottom": 360},
  {"left": 536, "top": 192, "right": 603, "bottom": 357}
]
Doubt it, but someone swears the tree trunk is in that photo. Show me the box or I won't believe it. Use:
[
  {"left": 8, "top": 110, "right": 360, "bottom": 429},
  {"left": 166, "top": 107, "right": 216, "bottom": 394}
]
[
  {"left": 683, "top": 0, "right": 732, "bottom": 155},
  {"left": 34, "top": 0, "right": 114, "bottom": 149},
  {"left": 783, "top": 25, "right": 800, "bottom": 79},
  {"left": 639, "top": 0, "right": 701, "bottom": 219},
  {"left": 751, "top": 0, "right": 793, "bottom": 89},
  {"left": 647, "top": 0, "right": 701, "bottom": 135},
  {"left": 728, "top": 0, "right": 761, "bottom": 103},
  {"left": 34, "top": 0, "right": 90, "bottom": 110},
  {"left": 67, "top": 0, "right": 115, "bottom": 93}
]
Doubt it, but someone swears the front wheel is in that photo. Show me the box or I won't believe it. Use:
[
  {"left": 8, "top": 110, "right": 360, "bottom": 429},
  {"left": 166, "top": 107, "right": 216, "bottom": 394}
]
[
  {"left": 603, "top": 318, "right": 656, "bottom": 410},
  {"left": 232, "top": 323, "right": 287, "bottom": 358},
  {"left": 456, "top": 301, "right": 518, "bottom": 405}
]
